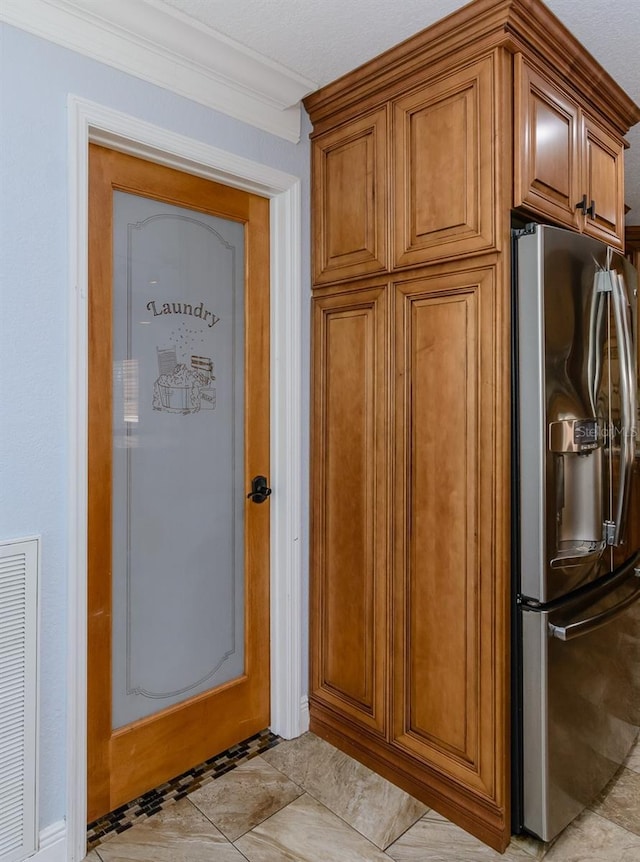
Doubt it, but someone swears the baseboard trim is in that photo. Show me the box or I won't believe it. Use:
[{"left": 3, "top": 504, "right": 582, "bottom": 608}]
[
  {"left": 32, "top": 821, "right": 67, "bottom": 862},
  {"left": 310, "top": 705, "right": 509, "bottom": 853}
]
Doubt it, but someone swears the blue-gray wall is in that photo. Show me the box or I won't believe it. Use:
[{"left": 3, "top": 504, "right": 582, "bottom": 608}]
[{"left": 0, "top": 21, "right": 310, "bottom": 831}]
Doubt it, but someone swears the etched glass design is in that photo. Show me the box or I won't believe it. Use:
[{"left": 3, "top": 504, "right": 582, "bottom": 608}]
[{"left": 111, "top": 191, "right": 245, "bottom": 729}]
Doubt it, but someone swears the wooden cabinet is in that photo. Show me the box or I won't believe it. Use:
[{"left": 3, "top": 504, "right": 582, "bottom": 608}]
[
  {"left": 310, "top": 262, "right": 510, "bottom": 849},
  {"left": 393, "top": 56, "right": 496, "bottom": 266},
  {"left": 312, "top": 109, "right": 388, "bottom": 283},
  {"left": 582, "top": 116, "right": 625, "bottom": 245},
  {"left": 392, "top": 264, "right": 502, "bottom": 803},
  {"left": 514, "top": 56, "right": 580, "bottom": 230},
  {"left": 305, "top": 0, "right": 639, "bottom": 853},
  {"left": 311, "top": 286, "right": 389, "bottom": 736},
  {"left": 514, "top": 55, "right": 625, "bottom": 247}
]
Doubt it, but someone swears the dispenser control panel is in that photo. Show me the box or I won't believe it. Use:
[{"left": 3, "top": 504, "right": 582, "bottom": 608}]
[
  {"left": 549, "top": 418, "right": 600, "bottom": 454},
  {"left": 573, "top": 419, "right": 599, "bottom": 450}
]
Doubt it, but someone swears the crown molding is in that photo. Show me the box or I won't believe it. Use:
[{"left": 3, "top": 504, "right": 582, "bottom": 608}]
[
  {"left": 0, "top": 0, "right": 317, "bottom": 142},
  {"left": 304, "top": 0, "right": 640, "bottom": 137}
]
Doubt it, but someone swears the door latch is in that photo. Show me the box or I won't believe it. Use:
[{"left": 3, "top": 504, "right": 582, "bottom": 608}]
[{"left": 247, "top": 475, "right": 272, "bottom": 504}]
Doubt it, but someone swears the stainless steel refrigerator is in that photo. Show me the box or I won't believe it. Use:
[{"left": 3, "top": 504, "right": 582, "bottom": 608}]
[{"left": 513, "top": 223, "right": 640, "bottom": 842}]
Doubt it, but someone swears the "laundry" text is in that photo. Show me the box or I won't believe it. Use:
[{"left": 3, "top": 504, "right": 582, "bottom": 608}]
[{"left": 146, "top": 300, "right": 220, "bottom": 328}]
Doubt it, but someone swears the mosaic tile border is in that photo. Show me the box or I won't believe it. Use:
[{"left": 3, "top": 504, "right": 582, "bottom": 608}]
[{"left": 86, "top": 728, "right": 281, "bottom": 850}]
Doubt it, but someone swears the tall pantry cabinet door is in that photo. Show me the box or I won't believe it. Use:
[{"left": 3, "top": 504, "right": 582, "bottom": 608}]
[
  {"left": 393, "top": 55, "right": 496, "bottom": 267},
  {"left": 514, "top": 55, "right": 581, "bottom": 230},
  {"left": 312, "top": 109, "right": 388, "bottom": 284},
  {"left": 392, "top": 264, "right": 508, "bottom": 837},
  {"left": 310, "top": 286, "right": 389, "bottom": 735},
  {"left": 582, "top": 116, "right": 624, "bottom": 248}
]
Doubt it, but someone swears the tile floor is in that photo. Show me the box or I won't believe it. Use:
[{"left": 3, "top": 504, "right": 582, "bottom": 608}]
[
  {"left": 86, "top": 730, "right": 279, "bottom": 849},
  {"left": 84, "top": 731, "right": 640, "bottom": 862}
]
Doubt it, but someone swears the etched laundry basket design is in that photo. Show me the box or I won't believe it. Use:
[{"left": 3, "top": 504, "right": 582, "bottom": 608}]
[{"left": 152, "top": 349, "right": 216, "bottom": 414}]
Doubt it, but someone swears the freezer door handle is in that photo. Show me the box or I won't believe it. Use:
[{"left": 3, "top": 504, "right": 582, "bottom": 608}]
[{"left": 548, "top": 571, "right": 640, "bottom": 641}]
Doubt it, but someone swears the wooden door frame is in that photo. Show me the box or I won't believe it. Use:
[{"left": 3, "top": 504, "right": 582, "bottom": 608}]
[{"left": 66, "top": 96, "right": 306, "bottom": 862}]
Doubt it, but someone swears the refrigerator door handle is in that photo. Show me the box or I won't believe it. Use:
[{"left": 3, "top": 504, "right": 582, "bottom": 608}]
[
  {"left": 610, "top": 271, "right": 637, "bottom": 546},
  {"left": 587, "top": 286, "right": 606, "bottom": 415},
  {"left": 548, "top": 570, "right": 640, "bottom": 641}
]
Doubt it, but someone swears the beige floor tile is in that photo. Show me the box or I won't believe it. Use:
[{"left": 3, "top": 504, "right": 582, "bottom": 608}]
[
  {"left": 234, "top": 793, "right": 394, "bottom": 862},
  {"left": 509, "top": 831, "right": 549, "bottom": 859},
  {"left": 83, "top": 853, "right": 102, "bottom": 861},
  {"left": 188, "top": 755, "right": 303, "bottom": 841},
  {"left": 543, "top": 810, "right": 640, "bottom": 861},
  {"left": 261, "top": 733, "right": 427, "bottom": 848},
  {"left": 94, "top": 798, "right": 244, "bottom": 862},
  {"left": 590, "top": 767, "right": 640, "bottom": 836},
  {"left": 386, "top": 811, "right": 537, "bottom": 861}
]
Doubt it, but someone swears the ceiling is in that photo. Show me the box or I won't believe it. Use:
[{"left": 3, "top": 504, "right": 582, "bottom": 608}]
[{"left": 156, "top": 0, "right": 640, "bottom": 223}]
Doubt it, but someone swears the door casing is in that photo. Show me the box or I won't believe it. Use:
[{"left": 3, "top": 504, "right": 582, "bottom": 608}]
[
  {"left": 66, "top": 95, "right": 306, "bottom": 862},
  {"left": 87, "top": 145, "right": 271, "bottom": 818}
]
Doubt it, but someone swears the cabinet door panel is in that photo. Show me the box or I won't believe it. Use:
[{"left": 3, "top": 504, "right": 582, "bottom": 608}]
[
  {"left": 393, "top": 56, "right": 496, "bottom": 267},
  {"left": 514, "top": 56, "right": 581, "bottom": 229},
  {"left": 393, "top": 265, "right": 501, "bottom": 801},
  {"left": 583, "top": 116, "right": 624, "bottom": 247},
  {"left": 312, "top": 109, "right": 388, "bottom": 284},
  {"left": 311, "top": 287, "right": 388, "bottom": 734}
]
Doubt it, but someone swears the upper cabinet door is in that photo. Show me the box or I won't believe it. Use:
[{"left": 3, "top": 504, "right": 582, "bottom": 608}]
[
  {"left": 514, "top": 55, "right": 626, "bottom": 248},
  {"left": 514, "top": 56, "right": 581, "bottom": 230},
  {"left": 312, "top": 108, "right": 388, "bottom": 284},
  {"left": 582, "top": 115, "right": 624, "bottom": 248},
  {"left": 393, "top": 55, "right": 497, "bottom": 267}
]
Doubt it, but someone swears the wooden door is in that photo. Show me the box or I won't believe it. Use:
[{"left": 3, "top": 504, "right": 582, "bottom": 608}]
[
  {"left": 514, "top": 55, "right": 581, "bottom": 230},
  {"left": 310, "top": 285, "right": 389, "bottom": 736},
  {"left": 87, "top": 145, "right": 270, "bottom": 821},
  {"left": 393, "top": 55, "right": 497, "bottom": 267},
  {"left": 392, "top": 262, "right": 509, "bottom": 841},
  {"left": 582, "top": 115, "right": 625, "bottom": 248}
]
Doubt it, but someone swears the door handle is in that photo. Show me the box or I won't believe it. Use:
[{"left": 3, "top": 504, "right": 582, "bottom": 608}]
[
  {"left": 575, "top": 196, "right": 596, "bottom": 219},
  {"left": 247, "top": 475, "right": 272, "bottom": 504},
  {"left": 610, "top": 270, "right": 636, "bottom": 545},
  {"left": 548, "top": 569, "right": 640, "bottom": 641}
]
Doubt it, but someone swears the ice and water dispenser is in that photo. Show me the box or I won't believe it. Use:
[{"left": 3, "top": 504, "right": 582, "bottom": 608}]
[{"left": 549, "top": 417, "right": 605, "bottom": 565}]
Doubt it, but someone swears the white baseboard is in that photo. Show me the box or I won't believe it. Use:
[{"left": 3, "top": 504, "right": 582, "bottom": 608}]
[
  {"left": 31, "top": 821, "right": 67, "bottom": 862},
  {"left": 299, "top": 695, "right": 310, "bottom": 734}
]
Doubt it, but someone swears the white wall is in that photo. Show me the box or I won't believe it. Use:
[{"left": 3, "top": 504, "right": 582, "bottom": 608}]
[{"left": 0, "top": 21, "right": 310, "bottom": 831}]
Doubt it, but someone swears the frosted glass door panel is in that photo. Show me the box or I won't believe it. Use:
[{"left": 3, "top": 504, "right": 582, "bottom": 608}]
[{"left": 111, "top": 191, "right": 245, "bottom": 729}]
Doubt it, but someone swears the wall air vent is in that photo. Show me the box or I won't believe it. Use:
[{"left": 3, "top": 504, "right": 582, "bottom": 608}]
[{"left": 0, "top": 538, "right": 38, "bottom": 862}]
